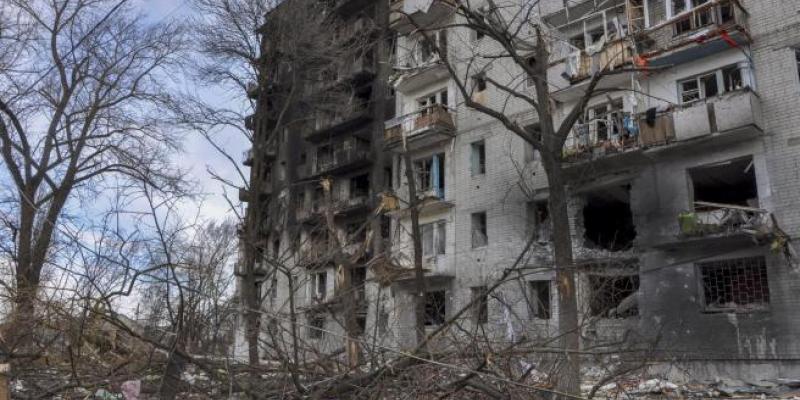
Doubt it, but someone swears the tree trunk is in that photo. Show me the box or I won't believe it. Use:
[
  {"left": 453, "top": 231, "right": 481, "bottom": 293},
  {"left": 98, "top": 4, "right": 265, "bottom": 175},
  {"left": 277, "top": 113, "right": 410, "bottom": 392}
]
[
  {"left": 402, "top": 152, "right": 427, "bottom": 349},
  {"left": 541, "top": 155, "right": 581, "bottom": 398}
]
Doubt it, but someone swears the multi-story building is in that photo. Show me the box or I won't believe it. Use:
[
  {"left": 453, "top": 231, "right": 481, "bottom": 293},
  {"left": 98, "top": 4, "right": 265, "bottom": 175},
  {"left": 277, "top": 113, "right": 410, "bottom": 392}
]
[{"left": 239, "top": 0, "right": 800, "bottom": 382}]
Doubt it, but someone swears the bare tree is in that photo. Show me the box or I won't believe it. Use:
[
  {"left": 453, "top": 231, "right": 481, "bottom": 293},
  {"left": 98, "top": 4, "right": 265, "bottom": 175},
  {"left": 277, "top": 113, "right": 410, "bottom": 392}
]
[{"left": 0, "top": 0, "right": 188, "bottom": 347}]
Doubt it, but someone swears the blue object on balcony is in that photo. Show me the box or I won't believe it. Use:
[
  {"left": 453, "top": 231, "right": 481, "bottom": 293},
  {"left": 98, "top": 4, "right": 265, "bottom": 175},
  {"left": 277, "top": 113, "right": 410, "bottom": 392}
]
[{"left": 432, "top": 154, "right": 442, "bottom": 199}]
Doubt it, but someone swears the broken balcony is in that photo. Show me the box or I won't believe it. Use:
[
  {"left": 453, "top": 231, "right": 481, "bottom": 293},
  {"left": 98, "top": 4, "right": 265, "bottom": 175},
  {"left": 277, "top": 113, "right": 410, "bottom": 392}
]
[
  {"left": 311, "top": 137, "right": 372, "bottom": 176},
  {"left": 304, "top": 101, "right": 372, "bottom": 142},
  {"left": 563, "top": 39, "right": 635, "bottom": 84},
  {"left": 563, "top": 89, "right": 762, "bottom": 169},
  {"left": 678, "top": 202, "right": 773, "bottom": 242},
  {"left": 641, "top": 0, "right": 750, "bottom": 68},
  {"left": 390, "top": 0, "right": 456, "bottom": 34},
  {"left": 384, "top": 105, "right": 455, "bottom": 152}
]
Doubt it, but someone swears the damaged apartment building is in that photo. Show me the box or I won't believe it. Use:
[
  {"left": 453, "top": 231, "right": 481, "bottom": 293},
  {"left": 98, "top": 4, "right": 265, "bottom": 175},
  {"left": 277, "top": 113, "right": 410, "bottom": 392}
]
[{"left": 238, "top": 0, "right": 800, "bottom": 381}]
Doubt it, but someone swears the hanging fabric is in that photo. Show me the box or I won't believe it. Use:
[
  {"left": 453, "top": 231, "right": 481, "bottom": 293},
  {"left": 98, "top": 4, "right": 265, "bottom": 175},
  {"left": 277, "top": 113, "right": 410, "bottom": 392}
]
[{"left": 431, "top": 154, "right": 442, "bottom": 199}]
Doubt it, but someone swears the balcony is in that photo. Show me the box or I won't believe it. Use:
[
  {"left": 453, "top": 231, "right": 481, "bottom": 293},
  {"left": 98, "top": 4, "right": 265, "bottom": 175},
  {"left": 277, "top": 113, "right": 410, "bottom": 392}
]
[
  {"left": 304, "top": 101, "right": 372, "bottom": 142},
  {"left": 239, "top": 187, "right": 250, "bottom": 203},
  {"left": 243, "top": 149, "right": 253, "bottom": 166},
  {"left": 562, "top": 89, "right": 762, "bottom": 170},
  {"left": 246, "top": 82, "right": 259, "bottom": 99},
  {"left": 296, "top": 195, "right": 371, "bottom": 223},
  {"left": 390, "top": 0, "right": 456, "bottom": 34},
  {"left": 311, "top": 137, "right": 372, "bottom": 176},
  {"left": 384, "top": 104, "right": 455, "bottom": 152},
  {"left": 244, "top": 114, "right": 255, "bottom": 131},
  {"left": 564, "top": 39, "right": 635, "bottom": 83},
  {"left": 393, "top": 54, "right": 449, "bottom": 93},
  {"left": 640, "top": 0, "right": 750, "bottom": 67}
]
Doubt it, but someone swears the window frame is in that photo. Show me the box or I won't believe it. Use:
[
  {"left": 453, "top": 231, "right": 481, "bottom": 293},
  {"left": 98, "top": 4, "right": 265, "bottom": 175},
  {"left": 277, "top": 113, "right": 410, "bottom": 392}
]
[
  {"left": 310, "top": 271, "right": 327, "bottom": 301},
  {"left": 471, "top": 286, "right": 489, "bottom": 325},
  {"left": 421, "top": 220, "right": 447, "bottom": 257},
  {"left": 697, "top": 256, "right": 771, "bottom": 313},
  {"left": 471, "top": 211, "right": 488, "bottom": 248},
  {"left": 528, "top": 280, "right": 552, "bottom": 320},
  {"left": 424, "top": 290, "right": 447, "bottom": 326},
  {"left": 470, "top": 140, "right": 486, "bottom": 176},
  {"left": 677, "top": 64, "right": 748, "bottom": 104}
]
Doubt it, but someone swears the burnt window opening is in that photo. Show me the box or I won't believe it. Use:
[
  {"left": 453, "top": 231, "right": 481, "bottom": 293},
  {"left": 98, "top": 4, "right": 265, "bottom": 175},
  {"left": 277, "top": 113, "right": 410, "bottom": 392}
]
[
  {"left": 471, "top": 212, "right": 488, "bottom": 248},
  {"left": 381, "top": 215, "right": 392, "bottom": 241},
  {"left": 346, "top": 221, "right": 367, "bottom": 243},
  {"left": 699, "top": 256, "right": 770, "bottom": 312},
  {"left": 309, "top": 313, "right": 325, "bottom": 339},
  {"left": 582, "top": 186, "right": 637, "bottom": 251},
  {"left": 690, "top": 156, "right": 758, "bottom": 208},
  {"left": 424, "top": 290, "right": 446, "bottom": 326},
  {"left": 528, "top": 280, "right": 552, "bottom": 320},
  {"left": 470, "top": 286, "right": 489, "bottom": 324},
  {"left": 384, "top": 166, "right": 393, "bottom": 190},
  {"left": 527, "top": 200, "right": 551, "bottom": 242},
  {"left": 473, "top": 75, "right": 487, "bottom": 92},
  {"left": 587, "top": 272, "right": 639, "bottom": 318},
  {"left": 350, "top": 174, "right": 370, "bottom": 199},
  {"left": 352, "top": 266, "right": 367, "bottom": 310},
  {"left": 525, "top": 56, "right": 537, "bottom": 86},
  {"left": 378, "top": 310, "right": 389, "bottom": 334},
  {"left": 355, "top": 314, "right": 367, "bottom": 335},
  {"left": 272, "top": 238, "right": 281, "bottom": 257}
]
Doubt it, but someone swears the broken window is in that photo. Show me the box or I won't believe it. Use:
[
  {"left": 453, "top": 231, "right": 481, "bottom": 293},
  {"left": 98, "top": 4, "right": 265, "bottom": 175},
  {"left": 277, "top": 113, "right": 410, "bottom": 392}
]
[
  {"left": 471, "top": 212, "right": 488, "bottom": 248},
  {"left": 582, "top": 186, "right": 637, "bottom": 252},
  {"left": 473, "top": 75, "right": 487, "bottom": 92},
  {"left": 690, "top": 156, "right": 757, "bottom": 208},
  {"left": 413, "top": 153, "right": 445, "bottom": 198},
  {"left": 524, "top": 123, "right": 541, "bottom": 162},
  {"left": 528, "top": 280, "right": 552, "bottom": 320},
  {"left": 527, "top": 200, "right": 551, "bottom": 242},
  {"left": 470, "top": 140, "right": 486, "bottom": 176},
  {"left": 270, "top": 275, "right": 278, "bottom": 300},
  {"left": 272, "top": 238, "right": 281, "bottom": 257},
  {"left": 421, "top": 220, "right": 446, "bottom": 257},
  {"left": 378, "top": 309, "right": 389, "bottom": 334},
  {"left": 699, "top": 256, "right": 769, "bottom": 312},
  {"left": 471, "top": 286, "right": 489, "bottom": 324},
  {"left": 679, "top": 64, "right": 748, "bottom": 103},
  {"left": 795, "top": 49, "right": 800, "bottom": 84},
  {"left": 525, "top": 56, "right": 537, "bottom": 87},
  {"left": 586, "top": 99, "right": 623, "bottom": 142},
  {"left": 352, "top": 266, "right": 367, "bottom": 307},
  {"left": 424, "top": 290, "right": 447, "bottom": 326},
  {"left": 346, "top": 221, "right": 367, "bottom": 243},
  {"left": 587, "top": 270, "right": 640, "bottom": 318},
  {"left": 309, "top": 313, "right": 325, "bottom": 339},
  {"left": 349, "top": 174, "right": 370, "bottom": 199},
  {"left": 310, "top": 271, "right": 327, "bottom": 301}
]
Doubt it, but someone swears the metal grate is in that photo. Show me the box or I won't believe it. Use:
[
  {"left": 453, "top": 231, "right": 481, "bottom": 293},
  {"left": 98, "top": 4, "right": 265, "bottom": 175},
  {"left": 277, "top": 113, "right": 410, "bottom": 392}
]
[{"left": 699, "top": 256, "right": 770, "bottom": 312}]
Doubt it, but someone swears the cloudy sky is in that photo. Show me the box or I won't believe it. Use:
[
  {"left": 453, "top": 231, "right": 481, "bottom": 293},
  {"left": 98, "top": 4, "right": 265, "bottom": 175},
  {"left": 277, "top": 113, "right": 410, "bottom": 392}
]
[{"left": 135, "top": 0, "right": 250, "bottom": 221}]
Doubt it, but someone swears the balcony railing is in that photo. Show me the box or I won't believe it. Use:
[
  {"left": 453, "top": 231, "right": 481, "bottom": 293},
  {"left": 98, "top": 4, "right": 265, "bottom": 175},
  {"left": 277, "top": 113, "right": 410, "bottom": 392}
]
[
  {"left": 306, "top": 101, "right": 371, "bottom": 140},
  {"left": 678, "top": 202, "right": 772, "bottom": 239},
  {"left": 564, "top": 39, "right": 634, "bottom": 82},
  {"left": 563, "top": 89, "right": 762, "bottom": 163},
  {"left": 384, "top": 104, "right": 455, "bottom": 150},
  {"left": 313, "top": 138, "right": 372, "bottom": 176},
  {"left": 640, "top": 0, "right": 749, "bottom": 67}
]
